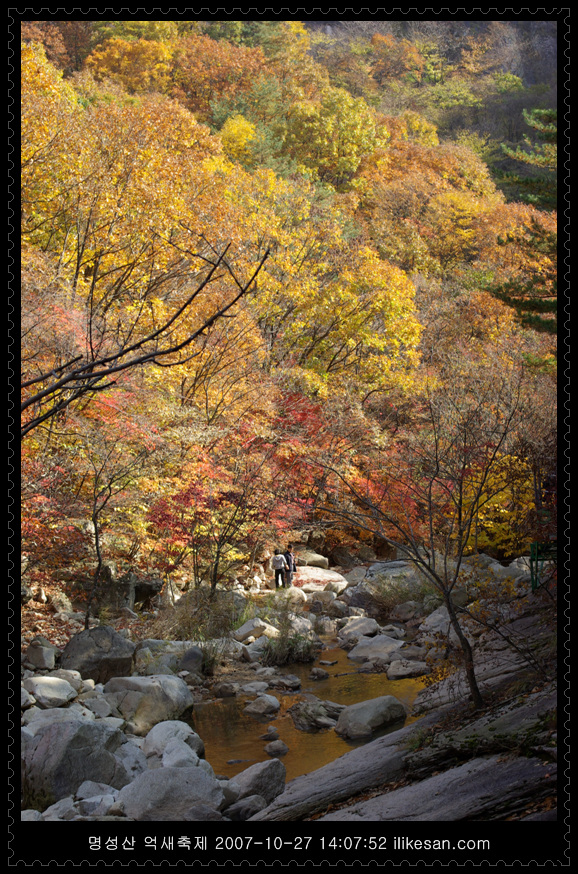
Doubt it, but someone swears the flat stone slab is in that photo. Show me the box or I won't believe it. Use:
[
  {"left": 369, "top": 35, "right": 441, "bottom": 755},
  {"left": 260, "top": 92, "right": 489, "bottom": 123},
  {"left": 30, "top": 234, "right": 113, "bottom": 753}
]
[
  {"left": 249, "top": 715, "right": 442, "bottom": 821},
  {"left": 295, "top": 567, "right": 349, "bottom": 588},
  {"left": 315, "top": 754, "right": 557, "bottom": 821}
]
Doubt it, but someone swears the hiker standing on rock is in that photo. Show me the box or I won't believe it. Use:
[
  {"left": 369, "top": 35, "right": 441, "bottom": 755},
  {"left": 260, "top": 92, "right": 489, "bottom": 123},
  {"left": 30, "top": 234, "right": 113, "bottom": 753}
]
[
  {"left": 283, "top": 543, "right": 297, "bottom": 588},
  {"left": 272, "top": 549, "right": 289, "bottom": 589}
]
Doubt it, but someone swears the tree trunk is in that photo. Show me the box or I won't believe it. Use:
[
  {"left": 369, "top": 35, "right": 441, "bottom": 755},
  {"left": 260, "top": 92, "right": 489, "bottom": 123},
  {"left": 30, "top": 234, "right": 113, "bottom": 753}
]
[
  {"left": 445, "top": 594, "right": 484, "bottom": 709},
  {"left": 84, "top": 515, "right": 103, "bottom": 630}
]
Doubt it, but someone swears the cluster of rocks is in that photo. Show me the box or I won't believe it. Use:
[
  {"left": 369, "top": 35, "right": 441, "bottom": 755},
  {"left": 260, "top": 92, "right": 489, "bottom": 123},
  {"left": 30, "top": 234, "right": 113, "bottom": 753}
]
[{"left": 20, "top": 628, "right": 291, "bottom": 821}]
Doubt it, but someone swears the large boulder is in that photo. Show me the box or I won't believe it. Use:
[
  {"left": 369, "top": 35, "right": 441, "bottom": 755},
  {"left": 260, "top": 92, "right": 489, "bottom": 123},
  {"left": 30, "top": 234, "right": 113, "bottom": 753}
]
[
  {"left": 178, "top": 646, "right": 204, "bottom": 674},
  {"left": 338, "top": 616, "right": 381, "bottom": 644},
  {"left": 233, "top": 758, "right": 287, "bottom": 804},
  {"left": 306, "top": 590, "right": 336, "bottom": 608},
  {"left": 347, "top": 634, "right": 405, "bottom": 663},
  {"left": 116, "top": 767, "right": 224, "bottom": 821},
  {"left": 335, "top": 695, "right": 407, "bottom": 739},
  {"left": 22, "top": 704, "right": 96, "bottom": 735},
  {"left": 21, "top": 718, "right": 129, "bottom": 810},
  {"left": 103, "top": 675, "right": 194, "bottom": 736},
  {"left": 249, "top": 715, "right": 440, "bottom": 822},
  {"left": 133, "top": 640, "right": 203, "bottom": 676},
  {"left": 341, "top": 561, "right": 426, "bottom": 617},
  {"left": 287, "top": 696, "right": 345, "bottom": 731},
  {"left": 60, "top": 626, "right": 135, "bottom": 683},
  {"left": 272, "top": 587, "right": 308, "bottom": 611},
  {"left": 295, "top": 550, "right": 329, "bottom": 569},
  {"left": 293, "top": 567, "right": 348, "bottom": 588},
  {"left": 386, "top": 659, "right": 429, "bottom": 680}
]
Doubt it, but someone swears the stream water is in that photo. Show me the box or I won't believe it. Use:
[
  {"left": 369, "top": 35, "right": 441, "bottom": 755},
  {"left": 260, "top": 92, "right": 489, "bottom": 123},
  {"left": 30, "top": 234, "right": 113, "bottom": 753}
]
[{"left": 189, "top": 639, "right": 426, "bottom": 784}]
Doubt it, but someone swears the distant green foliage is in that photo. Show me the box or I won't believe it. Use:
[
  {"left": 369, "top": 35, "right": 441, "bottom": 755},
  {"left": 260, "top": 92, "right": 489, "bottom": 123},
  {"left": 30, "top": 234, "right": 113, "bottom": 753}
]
[
  {"left": 500, "top": 108, "right": 557, "bottom": 209},
  {"left": 490, "top": 217, "right": 557, "bottom": 334}
]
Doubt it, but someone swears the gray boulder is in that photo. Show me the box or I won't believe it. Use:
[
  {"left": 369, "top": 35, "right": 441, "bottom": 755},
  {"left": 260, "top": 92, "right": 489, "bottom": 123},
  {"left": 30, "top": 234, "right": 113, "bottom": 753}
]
[
  {"left": 21, "top": 687, "right": 35, "bottom": 709},
  {"left": 24, "top": 637, "right": 61, "bottom": 670},
  {"left": 21, "top": 809, "right": 43, "bottom": 821},
  {"left": 161, "top": 738, "right": 201, "bottom": 768},
  {"left": 21, "top": 718, "right": 129, "bottom": 810},
  {"left": 60, "top": 626, "right": 135, "bottom": 683},
  {"left": 22, "top": 705, "right": 96, "bottom": 734},
  {"left": 113, "top": 741, "right": 148, "bottom": 781},
  {"left": 178, "top": 646, "right": 204, "bottom": 674},
  {"left": 335, "top": 695, "right": 407, "bottom": 739},
  {"left": 142, "top": 719, "right": 205, "bottom": 759},
  {"left": 116, "top": 767, "right": 224, "bottom": 820},
  {"left": 287, "top": 696, "right": 345, "bottom": 731},
  {"left": 233, "top": 618, "right": 279, "bottom": 642},
  {"left": 296, "top": 550, "right": 329, "bottom": 568},
  {"left": 103, "top": 675, "right": 194, "bottom": 736},
  {"left": 249, "top": 715, "right": 432, "bottom": 821},
  {"left": 212, "top": 681, "right": 240, "bottom": 698},
  {"left": 338, "top": 616, "right": 381, "bottom": 643},
  {"left": 386, "top": 659, "right": 429, "bottom": 680},
  {"left": 243, "top": 694, "right": 281, "bottom": 719},
  {"left": 347, "top": 634, "right": 405, "bottom": 663},
  {"left": 226, "top": 794, "right": 268, "bottom": 821},
  {"left": 233, "top": 758, "right": 286, "bottom": 804},
  {"left": 265, "top": 740, "right": 289, "bottom": 757}
]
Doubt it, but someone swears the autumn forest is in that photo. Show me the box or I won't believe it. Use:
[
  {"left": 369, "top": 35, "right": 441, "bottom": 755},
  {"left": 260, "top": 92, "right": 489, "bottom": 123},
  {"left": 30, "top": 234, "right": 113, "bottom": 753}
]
[{"left": 20, "top": 19, "right": 557, "bottom": 636}]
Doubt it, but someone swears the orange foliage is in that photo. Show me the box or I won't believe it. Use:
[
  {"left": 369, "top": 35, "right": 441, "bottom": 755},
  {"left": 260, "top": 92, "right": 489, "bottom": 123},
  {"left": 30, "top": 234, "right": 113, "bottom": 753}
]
[{"left": 170, "top": 34, "right": 267, "bottom": 121}]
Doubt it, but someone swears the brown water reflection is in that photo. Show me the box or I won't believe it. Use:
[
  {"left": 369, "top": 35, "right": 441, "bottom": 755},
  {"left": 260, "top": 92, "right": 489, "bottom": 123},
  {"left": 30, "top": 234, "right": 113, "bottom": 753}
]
[{"left": 190, "top": 641, "right": 426, "bottom": 784}]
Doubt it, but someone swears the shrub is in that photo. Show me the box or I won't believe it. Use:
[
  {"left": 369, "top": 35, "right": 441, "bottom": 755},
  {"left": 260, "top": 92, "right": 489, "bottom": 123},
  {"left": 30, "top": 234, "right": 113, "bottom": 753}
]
[
  {"left": 145, "top": 585, "right": 245, "bottom": 674},
  {"left": 259, "top": 605, "right": 320, "bottom": 666},
  {"left": 261, "top": 632, "right": 318, "bottom": 666}
]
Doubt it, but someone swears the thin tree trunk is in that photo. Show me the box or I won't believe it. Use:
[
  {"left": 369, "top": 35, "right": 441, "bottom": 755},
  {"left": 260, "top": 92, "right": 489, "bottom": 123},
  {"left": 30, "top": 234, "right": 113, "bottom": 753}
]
[
  {"left": 445, "top": 594, "right": 484, "bottom": 709},
  {"left": 84, "top": 515, "right": 103, "bottom": 630}
]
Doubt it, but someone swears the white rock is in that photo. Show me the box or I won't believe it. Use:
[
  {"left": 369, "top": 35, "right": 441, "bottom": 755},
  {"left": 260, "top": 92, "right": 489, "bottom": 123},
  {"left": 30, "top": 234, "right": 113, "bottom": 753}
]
[
  {"left": 22, "top": 676, "right": 77, "bottom": 709},
  {"left": 233, "top": 618, "right": 279, "bottom": 642},
  {"left": 143, "top": 720, "right": 205, "bottom": 759},
  {"left": 296, "top": 567, "right": 350, "bottom": 587},
  {"left": 339, "top": 617, "right": 381, "bottom": 641},
  {"left": 161, "top": 737, "right": 200, "bottom": 769}
]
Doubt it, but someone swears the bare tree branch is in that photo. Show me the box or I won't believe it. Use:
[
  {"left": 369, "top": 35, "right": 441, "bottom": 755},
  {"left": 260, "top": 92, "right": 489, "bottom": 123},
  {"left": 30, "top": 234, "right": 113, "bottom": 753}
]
[{"left": 21, "top": 246, "right": 270, "bottom": 439}]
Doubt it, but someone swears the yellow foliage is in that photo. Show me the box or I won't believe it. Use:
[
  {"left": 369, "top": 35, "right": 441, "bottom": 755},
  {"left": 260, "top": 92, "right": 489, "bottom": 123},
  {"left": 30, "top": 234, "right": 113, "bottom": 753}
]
[
  {"left": 219, "top": 114, "right": 258, "bottom": 166},
  {"left": 85, "top": 37, "right": 173, "bottom": 94}
]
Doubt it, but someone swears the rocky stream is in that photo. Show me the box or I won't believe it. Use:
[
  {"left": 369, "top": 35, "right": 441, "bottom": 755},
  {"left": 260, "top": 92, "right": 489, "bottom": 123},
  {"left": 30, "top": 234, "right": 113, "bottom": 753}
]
[{"left": 20, "top": 552, "right": 558, "bottom": 832}]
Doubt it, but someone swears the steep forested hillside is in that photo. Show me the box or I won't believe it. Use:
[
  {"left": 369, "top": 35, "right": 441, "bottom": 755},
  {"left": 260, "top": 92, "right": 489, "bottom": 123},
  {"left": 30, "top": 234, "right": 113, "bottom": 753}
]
[{"left": 20, "top": 19, "right": 557, "bottom": 644}]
